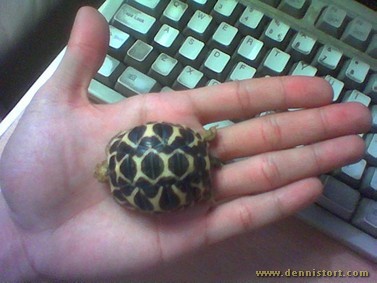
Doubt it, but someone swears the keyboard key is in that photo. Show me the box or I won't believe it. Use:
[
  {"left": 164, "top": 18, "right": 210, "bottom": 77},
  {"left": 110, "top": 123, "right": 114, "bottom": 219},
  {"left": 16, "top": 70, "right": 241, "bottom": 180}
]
[
  {"left": 184, "top": 10, "right": 215, "bottom": 41},
  {"left": 210, "top": 22, "right": 240, "bottom": 53},
  {"left": 108, "top": 26, "right": 134, "bottom": 60},
  {"left": 177, "top": 36, "right": 207, "bottom": 69},
  {"left": 279, "top": 0, "right": 309, "bottom": 19},
  {"left": 153, "top": 24, "right": 182, "bottom": 55},
  {"left": 236, "top": 6, "right": 266, "bottom": 37},
  {"left": 341, "top": 17, "right": 372, "bottom": 51},
  {"left": 201, "top": 49, "right": 231, "bottom": 81},
  {"left": 211, "top": 0, "right": 242, "bottom": 24},
  {"left": 160, "top": 86, "right": 174, "bottom": 92},
  {"left": 124, "top": 40, "right": 157, "bottom": 72},
  {"left": 371, "top": 105, "right": 377, "bottom": 133},
  {"left": 173, "top": 66, "right": 206, "bottom": 90},
  {"left": 95, "top": 55, "right": 125, "bottom": 87},
  {"left": 113, "top": 4, "right": 158, "bottom": 42},
  {"left": 289, "top": 61, "right": 317, "bottom": 76},
  {"left": 161, "top": 0, "right": 191, "bottom": 29},
  {"left": 360, "top": 167, "right": 377, "bottom": 200},
  {"left": 233, "top": 35, "right": 264, "bottom": 68},
  {"left": 366, "top": 34, "right": 377, "bottom": 59},
  {"left": 338, "top": 58, "right": 370, "bottom": 90},
  {"left": 207, "top": 79, "right": 221, "bottom": 86},
  {"left": 312, "top": 45, "right": 343, "bottom": 75},
  {"left": 341, "top": 90, "right": 371, "bottom": 107},
  {"left": 263, "top": 19, "right": 291, "bottom": 48},
  {"left": 115, "top": 67, "right": 161, "bottom": 96},
  {"left": 287, "top": 32, "right": 317, "bottom": 62},
  {"left": 352, "top": 198, "right": 377, "bottom": 238},
  {"left": 149, "top": 53, "right": 181, "bottom": 86},
  {"left": 365, "top": 134, "right": 377, "bottom": 166},
  {"left": 259, "top": 47, "right": 291, "bottom": 76},
  {"left": 127, "top": 0, "right": 168, "bottom": 18},
  {"left": 186, "top": 0, "right": 215, "bottom": 14},
  {"left": 227, "top": 62, "right": 256, "bottom": 81},
  {"left": 89, "top": 80, "right": 125, "bottom": 104},
  {"left": 333, "top": 159, "right": 367, "bottom": 188},
  {"left": 316, "top": 5, "right": 348, "bottom": 38},
  {"left": 364, "top": 73, "right": 377, "bottom": 102},
  {"left": 317, "top": 175, "right": 360, "bottom": 221},
  {"left": 324, "top": 75, "right": 344, "bottom": 102}
]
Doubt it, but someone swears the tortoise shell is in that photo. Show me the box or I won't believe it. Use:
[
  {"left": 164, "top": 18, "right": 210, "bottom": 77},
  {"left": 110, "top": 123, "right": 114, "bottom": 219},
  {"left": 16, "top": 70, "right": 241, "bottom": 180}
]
[{"left": 96, "top": 122, "right": 217, "bottom": 213}]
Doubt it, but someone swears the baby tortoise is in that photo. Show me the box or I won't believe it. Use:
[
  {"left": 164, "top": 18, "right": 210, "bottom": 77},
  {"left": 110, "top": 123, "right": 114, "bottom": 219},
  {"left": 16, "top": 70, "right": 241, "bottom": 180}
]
[{"left": 95, "top": 122, "right": 220, "bottom": 213}]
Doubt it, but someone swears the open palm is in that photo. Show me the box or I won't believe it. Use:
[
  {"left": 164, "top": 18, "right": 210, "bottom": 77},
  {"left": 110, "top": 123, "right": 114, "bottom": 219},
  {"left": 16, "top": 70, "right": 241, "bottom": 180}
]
[{"left": 0, "top": 7, "right": 371, "bottom": 281}]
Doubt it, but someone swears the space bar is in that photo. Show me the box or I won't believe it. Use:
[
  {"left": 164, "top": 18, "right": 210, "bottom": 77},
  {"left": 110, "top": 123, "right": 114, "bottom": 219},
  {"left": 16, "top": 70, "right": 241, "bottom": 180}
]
[{"left": 88, "top": 79, "right": 125, "bottom": 104}]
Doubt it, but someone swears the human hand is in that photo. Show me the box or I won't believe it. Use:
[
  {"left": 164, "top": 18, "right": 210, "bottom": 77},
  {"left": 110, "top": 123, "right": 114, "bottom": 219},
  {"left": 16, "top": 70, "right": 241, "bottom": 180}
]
[{"left": 0, "top": 7, "right": 371, "bottom": 282}]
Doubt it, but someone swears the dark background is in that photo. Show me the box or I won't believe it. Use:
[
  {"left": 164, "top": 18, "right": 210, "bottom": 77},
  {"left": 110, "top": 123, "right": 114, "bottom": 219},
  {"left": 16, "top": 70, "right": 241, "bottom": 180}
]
[{"left": 0, "top": 0, "right": 103, "bottom": 119}]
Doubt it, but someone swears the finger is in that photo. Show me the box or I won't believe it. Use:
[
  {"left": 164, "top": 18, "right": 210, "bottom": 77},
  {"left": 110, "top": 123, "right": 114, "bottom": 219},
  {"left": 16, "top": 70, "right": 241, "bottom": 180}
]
[
  {"left": 213, "top": 135, "right": 365, "bottom": 199},
  {"left": 213, "top": 102, "right": 371, "bottom": 161},
  {"left": 187, "top": 76, "right": 333, "bottom": 123},
  {"left": 46, "top": 7, "right": 109, "bottom": 102},
  {"left": 205, "top": 177, "right": 322, "bottom": 245}
]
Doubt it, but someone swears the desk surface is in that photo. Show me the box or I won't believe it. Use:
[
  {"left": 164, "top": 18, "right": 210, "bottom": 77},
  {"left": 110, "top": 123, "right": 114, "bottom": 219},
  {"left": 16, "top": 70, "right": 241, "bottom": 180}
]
[{"left": 1, "top": 110, "right": 376, "bottom": 282}]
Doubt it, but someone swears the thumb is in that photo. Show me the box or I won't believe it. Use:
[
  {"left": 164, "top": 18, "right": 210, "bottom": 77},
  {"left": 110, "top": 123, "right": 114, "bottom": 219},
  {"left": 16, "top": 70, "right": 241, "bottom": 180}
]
[{"left": 45, "top": 6, "right": 109, "bottom": 103}]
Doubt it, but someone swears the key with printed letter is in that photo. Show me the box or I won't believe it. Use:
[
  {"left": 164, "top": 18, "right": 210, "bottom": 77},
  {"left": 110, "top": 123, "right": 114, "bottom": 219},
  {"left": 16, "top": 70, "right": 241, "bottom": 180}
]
[
  {"left": 338, "top": 58, "right": 370, "bottom": 90},
  {"left": 161, "top": 0, "right": 191, "bottom": 29},
  {"left": 173, "top": 66, "right": 206, "bottom": 90},
  {"left": 324, "top": 75, "right": 344, "bottom": 102},
  {"left": 149, "top": 53, "right": 182, "bottom": 86},
  {"left": 108, "top": 26, "right": 135, "bottom": 60},
  {"left": 312, "top": 45, "right": 343, "bottom": 76},
  {"left": 259, "top": 47, "right": 291, "bottom": 76},
  {"left": 201, "top": 49, "right": 231, "bottom": 81},
  {"left": 236, "top": 6, "right": 266, "bottom": 38},
  {"left": 287, "top": 32, "right": 317, "bottom": 62},
  {"left": 210, "top": 22, "right": 240, "bottom": 53},
  {"left": 233, "top": 35, "right": 264, "bottom": 68},
  {"left": 184, "top": 10, "right": 215, "bottom": 42},
  {"left": 177, "top": 36, "right": 207, "bottom": 69},
  {"left": 289, "top": 61, "right": 317, "bottom": 76},
  {"left": 113, "top": 4, "right": 158, "bottom": 42},
  {"left": 227, "top": 62, "right": 256, "bottom": 81},
  {"left": 153, "top": 24, "right": 183, "bottom": 55},
  {"left": 211, "top": 0, "right": 242, "bottom": 25},
  {"left": 262, "top": 19, "right": 291, "bottom": 49},
  {"left": 341, "top": 17, "right": 372, "bottom": 51},
  {"left": 316, "top": 5, "right": 347, "bottom": 38}
]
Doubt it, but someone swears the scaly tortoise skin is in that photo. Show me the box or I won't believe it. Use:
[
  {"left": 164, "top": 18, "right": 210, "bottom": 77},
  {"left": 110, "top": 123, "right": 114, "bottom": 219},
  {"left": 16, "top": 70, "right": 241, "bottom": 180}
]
[{"left": 95, "top": 122, "right": 219, "bottom": 213}]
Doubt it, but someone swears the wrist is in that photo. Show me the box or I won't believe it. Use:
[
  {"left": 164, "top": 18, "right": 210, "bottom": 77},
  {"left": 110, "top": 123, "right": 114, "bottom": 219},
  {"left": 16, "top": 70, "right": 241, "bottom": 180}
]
[{"left": 0, "top": 193, "right": 38, "bottom": 282}]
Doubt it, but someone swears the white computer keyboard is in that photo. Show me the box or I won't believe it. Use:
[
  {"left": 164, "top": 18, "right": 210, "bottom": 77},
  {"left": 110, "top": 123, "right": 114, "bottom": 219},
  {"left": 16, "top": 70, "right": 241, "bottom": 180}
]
[
  {"left": 1, "top": 0, "right": 376, "bottom": 263},
  {"left": 88, "top": 0, "right": 377, "bottom": 263}
]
